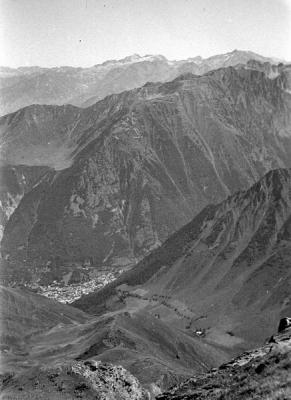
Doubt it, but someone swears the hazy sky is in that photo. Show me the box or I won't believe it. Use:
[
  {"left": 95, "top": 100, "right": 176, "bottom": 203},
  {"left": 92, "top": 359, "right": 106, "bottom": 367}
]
[{"left": 1, "top": 0, "right": 290, "bottom": 67}]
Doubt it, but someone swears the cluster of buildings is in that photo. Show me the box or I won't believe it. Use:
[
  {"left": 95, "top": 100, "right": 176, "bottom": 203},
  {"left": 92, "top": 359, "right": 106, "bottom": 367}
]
[{"left": 25, "top": 271, "right": 117, "bottom": 303}]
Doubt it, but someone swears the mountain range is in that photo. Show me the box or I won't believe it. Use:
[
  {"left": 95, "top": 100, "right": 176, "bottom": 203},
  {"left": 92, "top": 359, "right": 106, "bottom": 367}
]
[
  {"left": 0, "top": 50, "right": 285, "bottom": 117},
  {"left": 1, "top": 50, "right": 291, "bottom": 398},
  {"left": 1, "top": 59, "right": 291, "bottom": 285}
]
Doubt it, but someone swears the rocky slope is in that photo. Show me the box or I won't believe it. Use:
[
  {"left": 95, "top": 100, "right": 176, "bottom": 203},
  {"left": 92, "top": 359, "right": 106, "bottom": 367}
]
[
  {"left": 157, "top": 322, "right": 291, "bottom": 400},
  {"left": 0, "top": 360, "right": 147, "bottom": 400},
  {"left": 1, "top": 64, "right": 291, "bottom": 284},
  {"left": 0, "top": 50, "right": 283, "bottom": 116},
  {"left": 0, "top": 165, "right": 51, "bottom": 240},
  {"left": 74, "top": 169, "right": 291, "bottom": 351}
]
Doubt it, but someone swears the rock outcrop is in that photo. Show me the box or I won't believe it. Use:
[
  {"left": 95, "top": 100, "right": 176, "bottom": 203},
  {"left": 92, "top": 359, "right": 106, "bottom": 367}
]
[
  {"left": 278, "top": 317, "right": 291, "bottom": 333},
  {"left": 0, "top": 361, "right": 147, "bottom": 400}
]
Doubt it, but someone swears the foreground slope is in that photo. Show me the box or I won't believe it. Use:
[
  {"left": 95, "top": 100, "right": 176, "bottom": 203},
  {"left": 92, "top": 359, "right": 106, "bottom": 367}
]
[
  {"left": 1, "top": 64, "right": 291, "bottom": 284},
  {"left": 2, "top": 327, "right": 290, "bottom": 400},
  {"left": 2, "top": 298, "right": 290, "bottom": 400},
  {"left": 157, "top": 323, "right": 291, "bottom": 400},
  {"left": 74, "top": 169, "right": 291, "bottom": 351},
  {"left": 0, "top": 361, "right": 147, "bottom": 400},
  {"left": 1, "top": 286, "right": 228, "bottom": 395}
]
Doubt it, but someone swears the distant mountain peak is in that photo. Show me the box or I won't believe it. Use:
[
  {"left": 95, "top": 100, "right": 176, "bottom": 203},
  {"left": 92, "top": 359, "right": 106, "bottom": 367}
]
[
  {"left": 1, "top": 49, "right": 287, "bottom": 116},
  {"left": 122, "top": 53, "right": 142, "bottom": 62}
]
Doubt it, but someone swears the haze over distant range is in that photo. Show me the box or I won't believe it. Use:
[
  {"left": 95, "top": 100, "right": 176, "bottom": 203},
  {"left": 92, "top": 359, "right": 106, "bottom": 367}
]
[{"left": 1, "top": 0, "right": 291, "bottom": 68}]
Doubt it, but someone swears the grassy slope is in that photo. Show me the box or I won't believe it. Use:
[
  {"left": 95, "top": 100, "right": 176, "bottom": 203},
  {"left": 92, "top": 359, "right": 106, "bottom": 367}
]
[
  {"left": 1, "top": 286, "right": 229, "bottom": 394},
  {"left": 72, "top": 169, "right": 291, "bottom": 366},
  {"left": 157, "top": 328, "right": 291, "bottom": 399}
]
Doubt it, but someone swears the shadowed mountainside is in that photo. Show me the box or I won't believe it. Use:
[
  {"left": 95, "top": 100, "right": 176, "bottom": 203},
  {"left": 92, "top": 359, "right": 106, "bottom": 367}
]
[
  {"left": 1, "top": 64, "right": 291, "bottom": 284},
  {"left": 0, "top": 165, "right": 52, "bottom": 240}
]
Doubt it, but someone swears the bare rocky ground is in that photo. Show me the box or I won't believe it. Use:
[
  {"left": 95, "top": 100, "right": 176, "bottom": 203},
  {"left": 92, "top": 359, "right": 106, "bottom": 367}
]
[{"left": 0, "top": 360, "right": 147, "bottom": 399}]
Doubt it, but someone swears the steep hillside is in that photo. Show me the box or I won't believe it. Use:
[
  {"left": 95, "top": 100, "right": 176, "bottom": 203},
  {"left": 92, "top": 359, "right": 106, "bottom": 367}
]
[
  {"left": 74, "top": 169, "right": 291, "bottom": 352},
  {"left": 157, "top": 323, "right": 291, "bottom": 400},
  {"left": 0, "top": 105, "right": 82, "bottom": 168},
  {"left": 0, "top": 165, "right": 52, "bottom": 240},
  {"left": 0, "top": 50, "right": 280, "bottom": 116},
  {"left": 1, "top": 65, "right": 291, "bottom": 285}
]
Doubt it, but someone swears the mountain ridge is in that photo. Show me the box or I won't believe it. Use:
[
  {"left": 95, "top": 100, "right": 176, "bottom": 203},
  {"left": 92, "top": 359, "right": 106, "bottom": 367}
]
[
  {"left": 1, "top": 52, "right": 291, "bottom": 398},
  {"left": 1, "top": 64, "right": 291, "bottom": 286},
  {"left": 1, "top": 49, "right": 285, "bottom": 74},
  {"left": 0, "top": 50, "right": 287, "bottom": 116}
]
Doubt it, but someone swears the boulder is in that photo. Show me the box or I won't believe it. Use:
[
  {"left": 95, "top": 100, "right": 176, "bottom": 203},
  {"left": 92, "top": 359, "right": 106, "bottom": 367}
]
[{"left": 278, "top": 317, "right": 291, "bottom": 333}]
